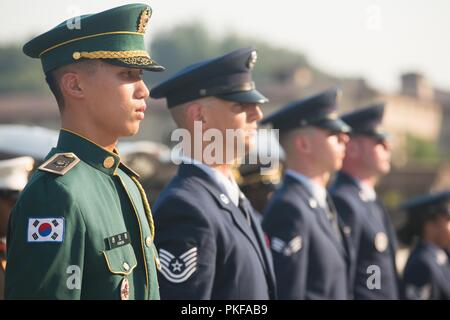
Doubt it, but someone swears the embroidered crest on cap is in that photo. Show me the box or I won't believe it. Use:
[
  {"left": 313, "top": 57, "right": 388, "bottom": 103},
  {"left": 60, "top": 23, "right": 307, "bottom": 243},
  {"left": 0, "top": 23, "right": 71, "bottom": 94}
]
[{"left": 137, "top": 7, "right": 151, "bottom": 33}]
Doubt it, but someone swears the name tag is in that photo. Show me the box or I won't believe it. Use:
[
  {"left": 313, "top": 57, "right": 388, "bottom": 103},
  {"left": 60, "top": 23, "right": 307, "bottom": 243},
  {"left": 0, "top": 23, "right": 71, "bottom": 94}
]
[{"left": 106, "top": 232, "right": 130, "bottom": 250}]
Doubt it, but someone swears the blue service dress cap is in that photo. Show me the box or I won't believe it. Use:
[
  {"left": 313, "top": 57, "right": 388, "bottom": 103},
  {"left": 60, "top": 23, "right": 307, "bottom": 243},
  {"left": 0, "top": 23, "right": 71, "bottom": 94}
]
[
  {"left": 401, "top": 190, "right": 450, "bottom": 218},
  {"left": 260, "top": 87, "right": 350, "bottom": 133},
  {"left": 341, "top": 103, "right": 388, "bottom": 140},
  {"left": 150, "top": 47, "right": 268, "bottom": 108}
]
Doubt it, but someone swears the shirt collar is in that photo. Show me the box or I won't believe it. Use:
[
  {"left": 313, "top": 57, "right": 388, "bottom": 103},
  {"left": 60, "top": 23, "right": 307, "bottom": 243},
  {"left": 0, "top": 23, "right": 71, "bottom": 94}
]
[
  {"left": 181, "top": 156, "right": 240, "bottom": 206},
  {"left": 56, "top": 129, "right": 126, "bottom": 176},
  {"left": 354, "top": 178, "right": 377, "bottom": 201},
  {"left": 286, "top": 169, "right": 327, "bottom": 208}
]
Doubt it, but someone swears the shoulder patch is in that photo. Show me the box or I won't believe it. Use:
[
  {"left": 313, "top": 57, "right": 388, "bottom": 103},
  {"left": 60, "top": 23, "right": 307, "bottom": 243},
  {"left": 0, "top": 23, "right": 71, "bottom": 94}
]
[
  {"left": 27, "top": 217, "right": 64, "bottom": 243},
  {"left": 38, "top": 153, "right": 80, "bottom": 176},
  {"left": 271, "top": 236, "right": 302, "bottom": 256},
  {"left": 158, "top": 247, "right": 198, "bottom": 283}
]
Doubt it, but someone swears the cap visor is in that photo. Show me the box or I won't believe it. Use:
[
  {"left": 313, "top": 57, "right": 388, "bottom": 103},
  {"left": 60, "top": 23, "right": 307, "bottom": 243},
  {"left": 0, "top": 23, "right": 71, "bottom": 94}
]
[
  {"left": 217, "top": 89, "right": 269, "bottom": 104},
  {"left": 104, "top": 57, "right": 165, "bottom": 72},
  {"left": 315, "top": 118, "right": 351, "bottom": 133}
]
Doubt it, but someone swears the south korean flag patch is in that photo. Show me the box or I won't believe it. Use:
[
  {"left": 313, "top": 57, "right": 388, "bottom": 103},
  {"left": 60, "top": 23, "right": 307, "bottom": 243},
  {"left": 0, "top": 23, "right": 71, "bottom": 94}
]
[
  {"left": 158, "top": 247, "right": 197, "bottom": 283},
  {"left": 27, "top": 217, "right": 64, "bottom": 243}
]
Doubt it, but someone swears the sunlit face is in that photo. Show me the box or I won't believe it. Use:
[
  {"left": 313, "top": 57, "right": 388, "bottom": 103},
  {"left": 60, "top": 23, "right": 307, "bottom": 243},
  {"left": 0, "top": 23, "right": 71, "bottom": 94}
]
[
  {"left": 308, "top": 128, "right": 349, "bottom": 173},
  {"left": 202, "top": 97, "right": 263, "bottom": 162},
  {"left": 81, "top": 62, "right": 150, "bottom": 138},
  {"left": 432, "top": 215, "right": 450, "bottom": 248},
  {"left": 358, "top": 136, "right": 392, "bottom": 176}
]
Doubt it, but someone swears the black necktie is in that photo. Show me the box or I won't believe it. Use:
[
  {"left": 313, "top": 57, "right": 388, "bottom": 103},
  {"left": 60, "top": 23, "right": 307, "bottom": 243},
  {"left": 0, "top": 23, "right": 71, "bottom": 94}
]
[
  {"left": 325, "top": 194, "right": 343, "bottom": 243},
  {"left": 238, "top": 194, "right": 252, "bottom": 226}
]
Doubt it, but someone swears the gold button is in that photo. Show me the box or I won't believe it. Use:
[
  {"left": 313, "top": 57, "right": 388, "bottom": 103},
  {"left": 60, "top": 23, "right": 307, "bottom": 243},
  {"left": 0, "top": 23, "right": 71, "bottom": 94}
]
[
  {"left": 122, "top": 262, "right": 130, "bottom": 271},
  {"left": 72, "top": 51, "right": 81, "bottom": 60},
  {"left": 145, "top": 236, "right": 152, "bottom": 247},
  {"left": 103, "top": 156, "right": 115, "bottom": 169}
]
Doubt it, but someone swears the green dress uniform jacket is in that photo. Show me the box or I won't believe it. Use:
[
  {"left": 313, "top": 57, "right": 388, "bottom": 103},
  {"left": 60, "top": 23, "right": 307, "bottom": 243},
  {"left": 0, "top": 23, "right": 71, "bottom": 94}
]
[{"left": 5, "top": 129, "right": 160, "bottom": 300}]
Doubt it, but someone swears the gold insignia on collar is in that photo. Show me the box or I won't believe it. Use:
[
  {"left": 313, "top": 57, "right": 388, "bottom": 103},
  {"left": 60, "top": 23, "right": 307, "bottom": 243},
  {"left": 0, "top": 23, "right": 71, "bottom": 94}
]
[
  {"left": 38, "top": 153, "right": 80, "bottom": 176},
  {"left": 137, "top": 7, "right": 151, "bottom": 34}
]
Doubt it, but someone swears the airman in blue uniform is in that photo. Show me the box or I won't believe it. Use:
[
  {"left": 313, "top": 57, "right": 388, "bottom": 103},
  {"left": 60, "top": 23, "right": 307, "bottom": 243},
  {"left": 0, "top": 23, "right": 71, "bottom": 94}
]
[
  {"left": 400, "top": 190, "right": 450, "bottom": 300},
  {"left": 150, "top": 48, "right": 277, "bottom": 299},
  {"left": 329, "top": 104, "right": 400, "bottom": 299},
  {"left": 261, "top": 88, "right": 353, "bottom": 299}
]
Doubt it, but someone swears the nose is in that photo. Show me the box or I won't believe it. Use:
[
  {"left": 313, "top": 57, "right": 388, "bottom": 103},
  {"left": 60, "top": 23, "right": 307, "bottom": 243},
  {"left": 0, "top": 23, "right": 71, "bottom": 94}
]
[
  {"left": 135, "top": 80, "right": 150, "bottom": 100},
  {"left": 247, "top": 104, "right": 263, "bottom": 122}
]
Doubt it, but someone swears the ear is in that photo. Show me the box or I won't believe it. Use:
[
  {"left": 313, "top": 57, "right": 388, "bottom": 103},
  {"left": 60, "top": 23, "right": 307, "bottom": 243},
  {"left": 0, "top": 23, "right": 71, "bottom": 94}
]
[
  {"left": 59, "top": 72, "right": 85, "bottom": 100},
  {"left": 345, "top": 139, "right": 360, "bottom": 158},
  {"left": 186, "top": 102, "right": 206, "bottom": 125},
  {"left": 294, "top": 131, "right": 311, "bottom": 154}
]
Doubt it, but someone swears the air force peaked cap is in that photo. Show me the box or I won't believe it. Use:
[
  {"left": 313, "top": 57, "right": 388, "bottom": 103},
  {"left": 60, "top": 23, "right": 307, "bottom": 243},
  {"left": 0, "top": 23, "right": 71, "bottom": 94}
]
[
  {"left": 341, "top": 103, "right": 388, "bottom": 140},
  {"left": 150, "top": 47, "right": 268, "bottom": 108},
  {"left": 401, "top": 190, "right": 450, "bottom": 219},
  {"left": 260, "top": 88, "right": 350, "bottom": 134}
]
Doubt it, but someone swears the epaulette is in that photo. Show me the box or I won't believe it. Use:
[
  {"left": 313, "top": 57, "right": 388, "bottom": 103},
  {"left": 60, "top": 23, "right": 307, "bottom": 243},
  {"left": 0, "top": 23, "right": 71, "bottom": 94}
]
[{"left": 38, "top": 152, "right": 80, "bottom": 176}]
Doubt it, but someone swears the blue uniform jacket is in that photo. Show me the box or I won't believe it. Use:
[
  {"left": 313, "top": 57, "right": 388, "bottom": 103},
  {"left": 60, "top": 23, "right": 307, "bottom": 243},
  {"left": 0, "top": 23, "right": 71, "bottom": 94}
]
[
  {"left": 153, "top": 163, "right": 276, "bottom": 299},
  {"left": 402, "top": 242, "right": 450, "bottom": 300},
  {"left": 329, "top": 172, "right": 399, "bottom": 299},
  {"left": 262, "top": 174, "right": 351, "bottom": 299}
]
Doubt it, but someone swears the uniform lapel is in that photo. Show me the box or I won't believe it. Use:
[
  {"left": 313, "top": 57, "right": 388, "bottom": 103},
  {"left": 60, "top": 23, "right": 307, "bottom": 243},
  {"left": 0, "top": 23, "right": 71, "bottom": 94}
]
[
  {"left": 239, "top": 194, "right": 277, "bottom": 291},
  {"left": 179, "top": 164, "right": 270, "bottom": 278},
  {"left": 288, "top": 176, "right": 347, "bottom": 257}
]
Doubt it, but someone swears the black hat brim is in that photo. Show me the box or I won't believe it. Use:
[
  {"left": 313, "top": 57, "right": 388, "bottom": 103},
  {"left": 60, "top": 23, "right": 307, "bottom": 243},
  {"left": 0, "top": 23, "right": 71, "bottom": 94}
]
[
  {"left": 315, "top": 118, "right": 351, "bottom": 133},
  {"left": 103, "top": 57, "right": 165, "bottom": 72},
  {"left": 217, "top": 89, "right": 269, "bottom": 104}
]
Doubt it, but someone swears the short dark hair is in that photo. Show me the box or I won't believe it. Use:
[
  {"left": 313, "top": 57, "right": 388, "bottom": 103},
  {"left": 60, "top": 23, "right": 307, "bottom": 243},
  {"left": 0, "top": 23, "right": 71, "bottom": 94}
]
[
  {"left": 45, "top": 71, "right": 65, "bottom": 112},
  {"left": 44, "top": 60, "right": 100, "bottom": 113}
]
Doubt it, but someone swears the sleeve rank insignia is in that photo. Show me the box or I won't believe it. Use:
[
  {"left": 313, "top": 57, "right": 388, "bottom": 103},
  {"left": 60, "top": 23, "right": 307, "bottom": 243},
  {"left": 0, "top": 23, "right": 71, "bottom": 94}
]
[{"left": 38, "top": 152, "right": 80, "bottom": 176}]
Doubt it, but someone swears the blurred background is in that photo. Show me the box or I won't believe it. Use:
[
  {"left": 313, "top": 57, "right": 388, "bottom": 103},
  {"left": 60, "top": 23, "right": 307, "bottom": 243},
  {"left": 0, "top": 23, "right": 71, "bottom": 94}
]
[{"left": 0, "top": 0, "right": 449, "bottom": 224}]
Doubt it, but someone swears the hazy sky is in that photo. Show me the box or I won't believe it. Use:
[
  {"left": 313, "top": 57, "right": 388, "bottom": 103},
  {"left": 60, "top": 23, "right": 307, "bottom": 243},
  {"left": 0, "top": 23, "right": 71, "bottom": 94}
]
[{"left": 1, "top": 0, "right": 449, "bottom": 92}]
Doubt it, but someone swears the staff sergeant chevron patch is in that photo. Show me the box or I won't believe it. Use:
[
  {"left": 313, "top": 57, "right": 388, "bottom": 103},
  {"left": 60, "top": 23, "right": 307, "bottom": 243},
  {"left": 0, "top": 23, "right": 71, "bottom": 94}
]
[{"left": 158, "top": 247, "right": 198, "bottom": 283}]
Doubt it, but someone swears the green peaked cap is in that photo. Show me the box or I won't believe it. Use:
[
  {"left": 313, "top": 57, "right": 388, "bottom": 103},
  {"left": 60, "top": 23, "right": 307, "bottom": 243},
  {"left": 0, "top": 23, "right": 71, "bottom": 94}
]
[{"left": 23, "top": 3, "right": 164, "bottom": 73}]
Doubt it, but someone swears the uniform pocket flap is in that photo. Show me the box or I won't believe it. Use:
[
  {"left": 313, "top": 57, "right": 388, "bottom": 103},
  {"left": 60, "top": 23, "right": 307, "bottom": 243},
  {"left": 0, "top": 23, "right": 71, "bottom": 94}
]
[{"left": 102, "top": 243, "right": 138, "bottom": 276}]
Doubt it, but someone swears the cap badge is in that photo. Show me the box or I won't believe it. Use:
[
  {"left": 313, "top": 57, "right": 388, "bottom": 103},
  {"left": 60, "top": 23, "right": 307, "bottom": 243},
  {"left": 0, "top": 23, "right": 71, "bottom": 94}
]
[
  {"left": 137, "top": 7, "right": 151, "bottom": 33},
  {"left": 247, "top": 50, "right": 257, "bottom": 69}
]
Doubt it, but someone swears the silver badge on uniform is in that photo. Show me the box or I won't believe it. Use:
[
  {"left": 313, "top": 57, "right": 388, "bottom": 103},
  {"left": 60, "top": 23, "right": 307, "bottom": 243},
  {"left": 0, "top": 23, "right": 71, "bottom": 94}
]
[
  {"left": 374, "top": 232, "right": 388, "bottom": 252},
  {"left": 436, "top": 249, "right": 448, "bottom": 266},
  {"left": 220, "top": 193, "right": 230, "bottom": 205},
  {"left": 309, "top": 198, "right": 318, "bottom": 209}
]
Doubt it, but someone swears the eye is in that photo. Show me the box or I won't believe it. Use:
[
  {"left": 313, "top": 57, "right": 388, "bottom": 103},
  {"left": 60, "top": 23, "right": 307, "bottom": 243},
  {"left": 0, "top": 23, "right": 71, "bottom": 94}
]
[{"left": 121, "top": 69, "right": 143, "bottom": 81}]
